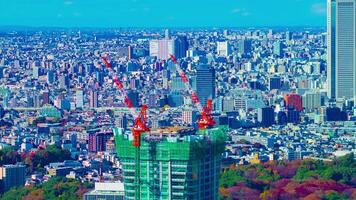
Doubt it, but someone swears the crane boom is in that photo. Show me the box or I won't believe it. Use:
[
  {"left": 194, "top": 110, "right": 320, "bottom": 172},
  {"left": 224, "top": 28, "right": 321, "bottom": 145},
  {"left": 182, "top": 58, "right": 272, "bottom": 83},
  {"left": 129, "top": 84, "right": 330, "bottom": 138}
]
[
  {"left": 101, "top": 55, "right": 149, "bottom": 200},
  {"left": 169, "top": 54, "right": 215, "bottom": 130}
]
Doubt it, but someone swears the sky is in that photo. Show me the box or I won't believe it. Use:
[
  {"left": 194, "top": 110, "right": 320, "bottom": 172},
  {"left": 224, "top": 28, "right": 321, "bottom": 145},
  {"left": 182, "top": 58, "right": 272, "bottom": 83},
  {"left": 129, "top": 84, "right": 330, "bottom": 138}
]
[{"left": 0, "top": 0, "right": 327, "bottom": 28}]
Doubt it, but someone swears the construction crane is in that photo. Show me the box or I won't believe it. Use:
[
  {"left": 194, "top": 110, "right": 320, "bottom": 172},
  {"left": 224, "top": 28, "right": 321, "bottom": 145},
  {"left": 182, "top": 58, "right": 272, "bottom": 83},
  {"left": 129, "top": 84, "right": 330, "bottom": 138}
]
[
  {"left": 169, "top": 54, "right": 215, "bottom": 131},
  {"left": 101, "top": 56, "right": 149, "bottom": 200}
]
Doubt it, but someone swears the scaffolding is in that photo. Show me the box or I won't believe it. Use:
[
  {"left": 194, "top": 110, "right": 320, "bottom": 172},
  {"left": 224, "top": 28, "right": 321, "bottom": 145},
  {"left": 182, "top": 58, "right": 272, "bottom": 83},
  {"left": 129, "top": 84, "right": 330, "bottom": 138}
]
[{"left": 113, "top": 126, "right": 227, "bottom": 200}]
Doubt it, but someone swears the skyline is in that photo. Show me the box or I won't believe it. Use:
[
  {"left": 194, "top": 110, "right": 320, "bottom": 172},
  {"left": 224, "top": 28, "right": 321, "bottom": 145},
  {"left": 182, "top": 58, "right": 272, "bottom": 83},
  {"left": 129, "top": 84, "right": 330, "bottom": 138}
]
[{"left": 0, "top": 0, "right": 327, "bottom": 28}]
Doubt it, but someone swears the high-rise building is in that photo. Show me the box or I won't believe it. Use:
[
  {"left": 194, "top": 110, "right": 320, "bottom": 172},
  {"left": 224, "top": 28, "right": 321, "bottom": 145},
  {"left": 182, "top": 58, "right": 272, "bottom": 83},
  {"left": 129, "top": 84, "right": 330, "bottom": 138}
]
[
  {"left": 165, "top": 29, "right": 170, "bottom": 39},
  {"left": 284, "top": 93, "right": 303, "bottom": 111},
  {"left": 328, "top": 0, "right": 356, "bottom": 99},
  {"left": 89, "top": 90, "right": 98, "bottom": 108},
  {"left": 0, "top": 164, "right": 26, "bottom": 192},
  {"left": 113, "top": 126, "right": 226, "bottom": 200},
  {"left": 216, "top": 41, "right": 232, "bottom": 57},
  {"left": 47, "top": 70, "right": 55, "bottom": 84},
  {"left": 328, "top": 0, "right": 337, "bottom": 98},
  {"left": 149, "top": 37, "right": 188, "bottom": 60},
  {"left": 258, "top": 107, "right": 275, "bottom": 127},
  {"left": 269, "top": 76, "right": 281, "bottom": 90},
  {"left": 127, "top": 90, "right": 139, "bottom": 107},
  {"left": 273, "top": 41, "right": 284, "bottom": 57},
  {"left": 89, "top": 132, "right": 113, "bottom": 152},
  {"left": 182, "top": 109, "right": 197, "bottom": 125},
  {"left": 59, "top": 74, "right": 70, "bottom": 89},
  {"left": 42, "top": 91, "right": 50, "bottom": 105},
  {"left": 76, "top": 90, "right": 84, "bottom": 109},
  {"left": 196, "top": 65, "right": 216, "bottom": 107},
  {"left": 238, "top": 39, "right": 252, "bottom": 55},
  {"left": 33, "top": 66, "right": 40, "bottom": 78},
  {"left": 302, "top": 92, "right": 324, "bottom": 110}
]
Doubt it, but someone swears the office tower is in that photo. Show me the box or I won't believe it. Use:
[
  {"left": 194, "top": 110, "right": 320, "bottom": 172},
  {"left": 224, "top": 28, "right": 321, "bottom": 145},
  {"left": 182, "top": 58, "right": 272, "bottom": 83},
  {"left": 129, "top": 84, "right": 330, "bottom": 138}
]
[
  {"left": 42, "top": 91, "right": 50, "bottom": 105},
  {"left": 302, "top": 92, "right": 324, "bottom": 110},
  {"left": 222, "top": 97, "right": 234, "bottom": 112},
  {"left": 95, "top": 71, "right": 104, "bottom": 86},
  {"left": 113, "top": 126, "right": 226, "bottom": 200},
  {"left": 165, "top": 29, "right": 170, "bottom": 39},
  {"left": 326, "top": 107, "right": 348, "bottom": 121},
  {"left": 286, "top": 31, "right": 292, "bottom": 41},
  {"left": 182, "top": 109, "right": 197, "bottom": 125},
  {"left": 0, "top": 67, "right": 4, "bottom": 79},
  {"left": 217, "top": 41, "right": 232, "bottom": 57},
  {"left": 196, "top": 65, "right": 216, "bottom": 107},
  {"left": 172, "top": 76, "right": 185, "bottom": 91},
  {"left": 89, "top": 90, "right": 98, "bottom": 108},
  {"left": 284, "top": 93, "right": 303, "bottom": 111},
  {"left": 287, "top": 110, "right": 300, "bottom": 124},
  {"left": 175, "top": 36, "right": 189, "bottom": 59},
  {"left": 60, "top": 99, "right": 71, "bottom": 111},
  {"left": 149, "top": 37, "right": 188, "bottom": 60},
  {"left": 88, "top": 132, "right": 113, "bottom": 152},
  {"left": 127, "top": 90, "right": 139, "bottom": 107},
  {"left": 128, "top": 46, "right": 134, "bottom": 59},
  {"left": 116, "top": 114, "right": 128, "bottom": 130},
  {"left": 223, "top": 29, "right": 229, "bottom": 37},
  {"left": 76, "top": 90, "right": 84, "bottom": 109},
  {"left": 328, "top": 0, "right": 356, "bottom": 99},
  {"left": 258, "top": 107, "right": 275, "bottom": 127},
  {"left": 269, "top": 76, "right": 281, "bottom": 90},
  {"left": 277, "top": 111, "right": 288, "bottom": 125},
  {"left": 59, "top": 74, "right": 70, "bottom": 89},
  {"left": 47, "top": 70, "right": 55, "bottom": 84},
  {"left": 33, "top": 66, "right": 40, "bottom": 78},
  {"left": 238, "top": 39, "right": 252, "bottom": 55},
  {"left": 34, "top": 93, "right": 42, "bottom": 108},
  {"left": 0, "top": 164, "right": 26, "bottom": 192},
  {"left": 273, "top": 41, "right": 284, "bottom": 57},
  {"left": 26, "top": 94, "right": 34, "bottom": 107}
]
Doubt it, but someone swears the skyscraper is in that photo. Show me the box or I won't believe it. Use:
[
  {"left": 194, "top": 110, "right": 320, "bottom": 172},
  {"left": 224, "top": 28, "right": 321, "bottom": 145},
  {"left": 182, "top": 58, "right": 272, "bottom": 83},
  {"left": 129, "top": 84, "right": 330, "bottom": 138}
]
[
  {"left": 328, "top": 0, "right": 356, "bottom": 99},
  {"left": 89, "top": 90, "right": 98, "bottom": 108},
  {"left": 238, "top": 39, "right": 252, "bottom": 56},
  {"left": 149, "top": 37, "right": 188, "bottom": 60},
  {"left": 0, "top": 164, "right": 26, "bottom": 192},
  {"left": 76, "top": 90, "right": 84, "bottom": 109},
  {"left": 216, "top": 41, "right": 232, "bottom": 57},
  {"left": 273, "top": 41, "right": 284, "bottom": 57},
  {"left": 196, "top": 65, "right": 216, "bottom": 107}
]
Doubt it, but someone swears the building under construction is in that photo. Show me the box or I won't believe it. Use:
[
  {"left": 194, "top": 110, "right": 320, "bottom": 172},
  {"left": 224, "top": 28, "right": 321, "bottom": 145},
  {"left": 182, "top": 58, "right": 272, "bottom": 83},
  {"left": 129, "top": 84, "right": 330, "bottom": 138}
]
[{"left": 113, "top": 126, "right": 227, "bottom": 200}]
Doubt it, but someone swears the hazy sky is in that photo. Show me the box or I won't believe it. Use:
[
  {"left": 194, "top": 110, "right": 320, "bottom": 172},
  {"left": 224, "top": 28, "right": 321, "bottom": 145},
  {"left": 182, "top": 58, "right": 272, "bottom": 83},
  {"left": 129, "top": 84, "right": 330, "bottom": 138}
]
[{"left": 0, "top": 0, "right": 327, "bottom": 27}]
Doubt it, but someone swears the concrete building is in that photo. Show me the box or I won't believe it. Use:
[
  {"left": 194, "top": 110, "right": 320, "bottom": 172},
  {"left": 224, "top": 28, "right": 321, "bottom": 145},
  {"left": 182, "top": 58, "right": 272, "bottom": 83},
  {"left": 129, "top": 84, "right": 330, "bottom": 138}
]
[
  {"left": 0, "top": 164, "right": 26, "bottom": 192},
  {"left": 328, "top": 0, "right": 356, "bottom": 99},
  {"left": 84, "top": 182, "right": 125, "bottom": 200}
]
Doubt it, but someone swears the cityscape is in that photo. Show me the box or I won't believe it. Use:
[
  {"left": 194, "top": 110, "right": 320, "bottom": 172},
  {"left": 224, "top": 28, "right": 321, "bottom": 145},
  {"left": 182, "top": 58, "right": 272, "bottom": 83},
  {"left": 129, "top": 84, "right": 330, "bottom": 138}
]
[{"left": 0, "top": 0, "right": 355, "bottom": 200}]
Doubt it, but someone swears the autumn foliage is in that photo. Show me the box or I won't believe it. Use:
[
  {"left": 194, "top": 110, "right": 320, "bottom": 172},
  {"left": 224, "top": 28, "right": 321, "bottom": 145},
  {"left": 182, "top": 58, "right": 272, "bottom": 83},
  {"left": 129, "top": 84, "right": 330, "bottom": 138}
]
[{"left": 219, "top": 153, "right": 356, "bottom": 200}]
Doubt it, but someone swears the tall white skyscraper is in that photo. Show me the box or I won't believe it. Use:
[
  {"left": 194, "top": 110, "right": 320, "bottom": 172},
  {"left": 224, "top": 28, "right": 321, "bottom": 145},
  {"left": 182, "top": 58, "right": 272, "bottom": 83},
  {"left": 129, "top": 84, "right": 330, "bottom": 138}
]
[
  {"left": 216, "top": 41, "right": 232, "bottom": 57},
  {"left": 149, "top": 37, "right": 188, "bottom": 60},
  {"left": 76, "top": 90, "right": 84, "bottom": 109},
  {"left": 328, "top": 0, "right": 356, "bottom": 99}
]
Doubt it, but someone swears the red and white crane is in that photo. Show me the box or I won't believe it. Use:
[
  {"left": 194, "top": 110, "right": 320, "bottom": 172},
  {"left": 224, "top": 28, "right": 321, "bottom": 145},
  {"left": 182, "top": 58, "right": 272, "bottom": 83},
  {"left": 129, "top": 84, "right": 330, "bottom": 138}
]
[
  {"left": 101, "top": 56, "right": 149, "bottom": 199},
  {"left": 101, "top": 56, "right": 150, "bottom": 145},
  {"left": 169, "top": 54, "right": 215, "bottom": 130}
]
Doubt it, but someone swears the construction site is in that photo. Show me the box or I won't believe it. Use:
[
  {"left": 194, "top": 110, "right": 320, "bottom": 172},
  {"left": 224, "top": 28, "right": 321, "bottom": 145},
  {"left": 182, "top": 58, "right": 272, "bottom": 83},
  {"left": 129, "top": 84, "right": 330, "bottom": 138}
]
[
  {"left": 101, "top": 54, "right": 227, "bottom": 199},
  {"left": 114, "top": 125, "right": 227, "bottom": 200}
]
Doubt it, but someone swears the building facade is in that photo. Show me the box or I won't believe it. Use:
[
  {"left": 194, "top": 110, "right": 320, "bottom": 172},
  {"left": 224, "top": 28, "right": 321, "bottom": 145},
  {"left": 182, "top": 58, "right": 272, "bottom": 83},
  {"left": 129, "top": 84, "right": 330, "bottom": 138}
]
[
  {"left": 113, "top": 127, "right": 226, "bottom": 200},
  {"left": 328, "top": 0, "right": 356, "bottom": 99}
]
